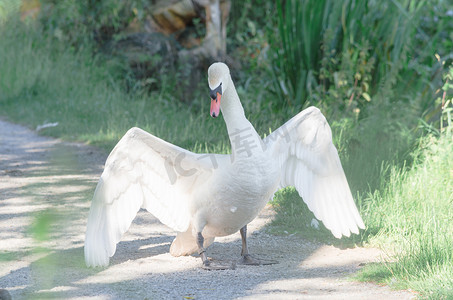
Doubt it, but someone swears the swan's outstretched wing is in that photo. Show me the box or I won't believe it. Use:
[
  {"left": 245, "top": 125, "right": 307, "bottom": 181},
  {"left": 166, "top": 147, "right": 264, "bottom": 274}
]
[
  {"left": 264, "top": 107, "right": 365, "bottom": 238},
  {"left": 85, "top": 127, "right": 214, "bottom": 267}
]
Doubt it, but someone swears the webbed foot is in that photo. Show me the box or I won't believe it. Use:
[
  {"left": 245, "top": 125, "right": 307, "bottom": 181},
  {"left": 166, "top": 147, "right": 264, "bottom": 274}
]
[
  {"left": 238, "top": 225, "right": 278, "bottom": 266},
  {"left": 202, "top": 258, "right": 236, "bottom": 270},
  {"left": 238, "top": 254, "right": 278, "bottom": 266}
]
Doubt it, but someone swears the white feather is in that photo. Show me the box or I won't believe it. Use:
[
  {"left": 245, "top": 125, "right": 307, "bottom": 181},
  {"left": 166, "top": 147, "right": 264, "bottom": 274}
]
[
  {"left": 264, "top": 107, "right": 365, "bottom": 238},
  {"left": 84, "top": 127, "right": 211, "bottom": 267}
]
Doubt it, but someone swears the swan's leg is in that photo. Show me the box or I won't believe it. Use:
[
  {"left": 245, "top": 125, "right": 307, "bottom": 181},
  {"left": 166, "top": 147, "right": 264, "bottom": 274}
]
[
  {"left": 239, "top": 225, "right": 278, "bottom": 265},
  {"left": 197, "top": 232, "right": 209, "bottom": 265},
  {"left": 197, "top": 232, "right": 235, "bottom": 270},
  {"left": 240, "top": 225, "right": 251, "bottom": 257}
]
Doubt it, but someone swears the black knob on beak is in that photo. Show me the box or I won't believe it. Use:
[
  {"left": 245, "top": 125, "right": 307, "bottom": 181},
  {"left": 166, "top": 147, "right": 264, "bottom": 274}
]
[
  {"left": 210, "top": 89, "right": 217, "bottom": 100},
  {"left": 209, "top": 83, "right": 222, "bottom": 100}
]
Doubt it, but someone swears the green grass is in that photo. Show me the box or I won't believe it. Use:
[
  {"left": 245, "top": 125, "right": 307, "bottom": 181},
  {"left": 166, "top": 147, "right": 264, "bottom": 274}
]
[{"left": 355, "top": 136, "right": 453, "bottom": 299}]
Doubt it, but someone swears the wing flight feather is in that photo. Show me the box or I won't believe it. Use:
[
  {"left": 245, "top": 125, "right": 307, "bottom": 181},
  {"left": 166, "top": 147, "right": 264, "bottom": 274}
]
[
  {"left": 264, "top": 107, "right": 365, "bottom": 238},
  {"left": 84, "top": 127, "right": 212, "bottom": 267}
]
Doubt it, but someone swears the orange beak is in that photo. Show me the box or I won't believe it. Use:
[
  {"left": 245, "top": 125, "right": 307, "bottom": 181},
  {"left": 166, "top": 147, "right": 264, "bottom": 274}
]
[{"left": 210, "top": 92, "right": 221, "bottom": 118}]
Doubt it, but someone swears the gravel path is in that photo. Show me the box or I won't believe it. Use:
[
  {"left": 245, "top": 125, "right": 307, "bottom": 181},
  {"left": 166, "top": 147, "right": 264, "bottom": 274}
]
[{"left": 0, "top": 119, "right": 416, "bottom": 299}]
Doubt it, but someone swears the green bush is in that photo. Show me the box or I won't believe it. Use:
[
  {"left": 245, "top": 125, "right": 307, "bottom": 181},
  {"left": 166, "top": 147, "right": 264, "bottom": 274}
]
[
  {"left": 38, "top": 0, "right": 150, "bottom": 46},
  {"left": 270, "top": 0, "right": 331, "bottom": 108},
  {"left": 270, "top": 0, "right": 429, "bottom": 112}
]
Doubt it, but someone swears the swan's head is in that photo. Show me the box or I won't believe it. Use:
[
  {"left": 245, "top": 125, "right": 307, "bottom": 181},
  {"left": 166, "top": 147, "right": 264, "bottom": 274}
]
[{"left": 208, "top": 62, "right": 230, "bottom": 118}]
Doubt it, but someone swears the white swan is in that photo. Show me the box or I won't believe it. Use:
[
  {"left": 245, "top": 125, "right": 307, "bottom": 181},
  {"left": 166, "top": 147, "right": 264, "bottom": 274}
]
[{"left": 84, "top": 62, "right": 365, "bottom": 269}]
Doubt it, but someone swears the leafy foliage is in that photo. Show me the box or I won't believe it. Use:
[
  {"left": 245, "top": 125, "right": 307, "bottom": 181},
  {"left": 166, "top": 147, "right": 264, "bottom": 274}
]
[
  {"left": 38, "top": 0, "right": 150, "bottom": 46},
  {"left": 270, "top": 0, "right": 431, "bottom": 113}
]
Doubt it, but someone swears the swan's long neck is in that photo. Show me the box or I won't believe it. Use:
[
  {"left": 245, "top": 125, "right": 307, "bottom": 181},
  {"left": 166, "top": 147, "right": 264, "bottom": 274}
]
[{"left": 221, "top": 77, "right": 262, "bottom": 158}]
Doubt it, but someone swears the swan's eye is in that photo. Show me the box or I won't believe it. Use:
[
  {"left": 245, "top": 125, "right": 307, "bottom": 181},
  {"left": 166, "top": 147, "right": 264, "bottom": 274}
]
[{"left": 209, "top": 83, "right": 222, "bottom": 100}]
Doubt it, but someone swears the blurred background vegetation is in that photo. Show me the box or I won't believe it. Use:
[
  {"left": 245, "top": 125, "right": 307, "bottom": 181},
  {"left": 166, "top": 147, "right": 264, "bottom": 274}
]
[{"left": 0, "top": 0, "right": 452, "bottom": 298}]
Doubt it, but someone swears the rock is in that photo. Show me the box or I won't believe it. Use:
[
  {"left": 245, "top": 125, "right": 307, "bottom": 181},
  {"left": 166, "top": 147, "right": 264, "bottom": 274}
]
[{"left": 151, "top": 0, "right": 198, "bottom": 34}]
